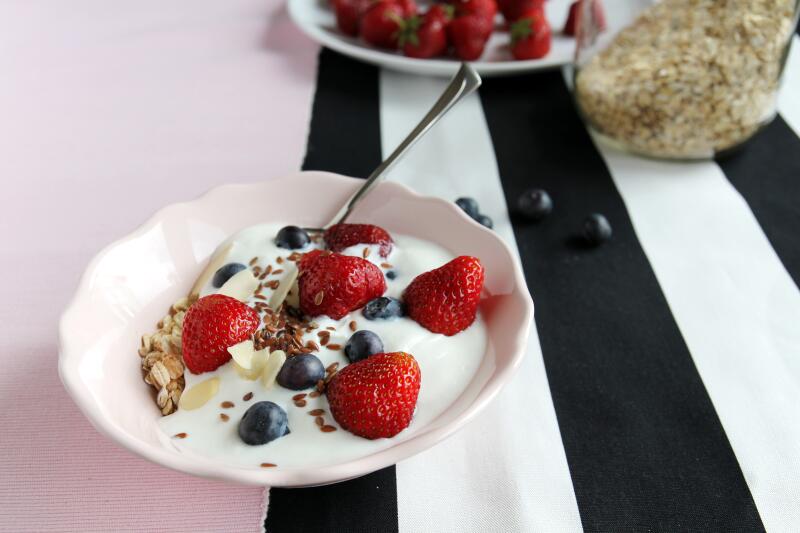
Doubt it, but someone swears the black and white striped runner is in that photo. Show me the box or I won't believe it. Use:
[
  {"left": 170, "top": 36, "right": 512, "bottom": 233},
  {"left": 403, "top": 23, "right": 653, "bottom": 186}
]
[{"left": 265, "top": 41, "right": 800, "bottom": 531}]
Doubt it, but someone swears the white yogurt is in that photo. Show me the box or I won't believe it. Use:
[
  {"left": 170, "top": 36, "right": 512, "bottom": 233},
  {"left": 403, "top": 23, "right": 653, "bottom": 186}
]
[{"left": 158, "top": 223, "right": 487, "bottom": 469}]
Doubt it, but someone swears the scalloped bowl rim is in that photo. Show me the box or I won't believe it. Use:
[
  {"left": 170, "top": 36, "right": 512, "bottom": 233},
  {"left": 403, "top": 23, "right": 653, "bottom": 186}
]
[{"left": 58, "top": 171, "right": 533, "bottom": 486}]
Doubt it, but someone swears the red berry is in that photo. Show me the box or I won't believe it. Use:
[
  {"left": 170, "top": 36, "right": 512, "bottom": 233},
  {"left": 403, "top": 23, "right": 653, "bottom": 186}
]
[
  {"left": 563, "top": 0, "right": 605, "bottom": 36},
  {"left": 510, "top": 11, "right": 551, "bottom": 60},
  {"left": 448, "top": 15, "right": 492, "bottom": 60},
  {"left": 394, "top": 0, "right": 418, "bottom": 17},
  {"left": 360, "top": 0, "right": 405, "bottom": 49},
  {"left": 427, "top": 3, "right": 455, "bottom": 27},
  {"left": 333, "top": 0, "right": 369, "bottom": 36},
  {"left": 181, "top": 294, "right": 260, "bottom": 374},
  {"left": 450, "top": 0, "right": 497, "bottom": 23},
  {"left": 324, "top": 223, "right": 394, "bottom": 258},
  {"left": 403, "top": 256, "right": 484, "bottom": 336},
  {"left": 496, "top": 0, "right": 542, "bottom": 22},
  {"left": 298, "top": 251, "right": 387, "bottom": 319},
  {"left": 327, "top": 351, "right": 421, "bottom": 439},
  {"left": 399, "top": 9, "right": 450, "bottom": 59}
]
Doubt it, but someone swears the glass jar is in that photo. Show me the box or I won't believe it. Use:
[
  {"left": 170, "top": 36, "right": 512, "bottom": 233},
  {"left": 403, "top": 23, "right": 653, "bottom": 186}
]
[{"left": 573, "top": 0, "right": 800, "bottom": 160}]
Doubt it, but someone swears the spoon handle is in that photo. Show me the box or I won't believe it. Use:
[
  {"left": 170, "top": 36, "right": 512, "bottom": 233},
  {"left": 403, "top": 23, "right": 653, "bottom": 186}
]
[{"left": 322, "top": 63, "right": 482, "bottom": 229}]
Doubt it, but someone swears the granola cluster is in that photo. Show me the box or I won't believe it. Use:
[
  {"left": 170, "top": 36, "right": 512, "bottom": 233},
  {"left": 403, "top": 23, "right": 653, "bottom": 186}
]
[{"left": 139, "top": 296, "right": 193, "bottom": 415}]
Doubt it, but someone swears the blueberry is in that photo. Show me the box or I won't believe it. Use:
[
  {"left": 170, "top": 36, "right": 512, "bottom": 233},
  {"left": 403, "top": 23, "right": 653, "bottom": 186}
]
[
  {"left": 212, "top": 262, "right": 246, "bottom": 288},
  {"left": 275, "top": 225, "right": 310, "bottom": 250},
  {"left": 362, "top": 296, "right": 405, "bottom": 320},
  {"left": 385, "top": 270, "right": 398, "bottom": 280},
  {"left": 476, "top": 214, "right": 494, "bottom": 229},
  {"left": 276, "top": 354, "right": 325, "bottom": 390},
  {"left": 344, "top": 330, "right": 384, "bottom": 363},
  {"left": 238, "top": 401, "right": 290, "bottom": 445},
  {"left": 455, "top": 197, "right": 480, "bottom": 219},
  {"left": 583, "top": 213, "right": 612, "bottom": 246},
  {"left": 518, "top": 189, "right": 553, "bottom": 221}
]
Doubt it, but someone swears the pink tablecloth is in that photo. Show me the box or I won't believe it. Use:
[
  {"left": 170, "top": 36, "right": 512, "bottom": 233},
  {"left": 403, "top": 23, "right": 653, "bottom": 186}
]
[{"left": 0, "top": 1, "right": 316, "bottom": 530}]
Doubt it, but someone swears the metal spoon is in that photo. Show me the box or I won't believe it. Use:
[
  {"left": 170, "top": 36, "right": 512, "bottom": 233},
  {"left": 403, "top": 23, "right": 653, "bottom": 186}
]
[{"left": 306, "top": 63, "right": 482, "bottom": 233}]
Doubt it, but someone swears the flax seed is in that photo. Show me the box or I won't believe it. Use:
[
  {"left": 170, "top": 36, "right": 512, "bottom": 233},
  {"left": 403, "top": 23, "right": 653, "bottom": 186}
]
[
  {"left": 294, "top": 399, "right": 307, "bottom": 407},
  {"left": 273, "top": 269, "right": 284, "bottom": 275},
  {"left": 314, "top": 291, "right": 324, "bottom": 305},
  {"left": 320, "top": 425, "right": 337, "bottom": 433},
  {"left": 243, "top": 392, "right": 254, "bottom": 402},
  {"left": 173, "top": 432, "right": 188, "bottom": 439},
  {"left": 315, "top": 416, "right": 324, "bottom": 427},
  {"left": 260, "top": 463, "right": 277, "bottom": 468},
  {"left": 325, "top": 362, "right": 339, "bottom": 373},
  {"left": 362, "top": 247, "right": 370, "bottom": 259},
  {"left": 309, "top": 409, "right": 325, "bottom": 416},
  {"left": 327, "top": 343, "right": 342, "bottom": 351},
  {"left": 349, "top": 320, "right": 357, "bottom": 332},
  {"left": 219, "top": 413, "right": 230, "bottom": 422},
  {"left": 249, "top": 257, "right": 258, "bottom": 266},
  {"left": 292, "top": 393, "right": 307, "bottom": 401},
  {"left": 221, "top": 401, "right": 235, "bottom": 409}
]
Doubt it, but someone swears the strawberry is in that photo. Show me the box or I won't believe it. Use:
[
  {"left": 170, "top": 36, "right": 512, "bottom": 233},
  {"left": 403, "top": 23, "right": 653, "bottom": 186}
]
[
  {"left": 298, "top": 250, "right": 387, "bottom": 319},
  {"left": 448, "top": 14, "right": 492, "bottom": 60},
  {"left": 403, "top": 255, "right": 484, "bottom": 335},
  {"left": 563, "top": 0, "right": 605, "bottom": 36},
  {"left": 496, "top": 0, "right": 542, "bottom": 22},
  {"left": 324, "top": 223, "right": 394, "bottom": 258},
  {"left": 450, "top": 0, "right": 497, "bottom": 23},
  {"left": 181, "top": 294, "right": 260, "bottom": 374},
  {"left": 399, "top": 7, "right": 450, "bottom": 58},
  {"left": 510, "top": 10, "right": 551, "bottom": 60},
  {"left": 426, "top": 3, "right": 455, "bottom": 27},
  {"left": 394, "top": 0, "right": 418, "bottom": 17},
  {"left": 360, "top": 0, "right": 405, "bottom": 49},
  {"left": 327, "top": 351, "right": 421, "bottom": 439},
  {"left": 333, "top": 0, "right": 369, "bottom": 36}
]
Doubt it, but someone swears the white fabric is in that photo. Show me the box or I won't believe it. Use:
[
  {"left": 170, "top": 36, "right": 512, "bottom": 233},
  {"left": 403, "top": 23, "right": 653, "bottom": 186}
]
[{"left": 380, "top": 71, "right": 583, "bottom": 533}]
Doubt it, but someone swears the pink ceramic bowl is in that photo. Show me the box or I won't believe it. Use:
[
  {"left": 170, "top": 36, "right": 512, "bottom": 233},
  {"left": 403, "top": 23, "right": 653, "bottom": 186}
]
[{"left": 58, "top": 171, "right": 533, "bottom": 487}]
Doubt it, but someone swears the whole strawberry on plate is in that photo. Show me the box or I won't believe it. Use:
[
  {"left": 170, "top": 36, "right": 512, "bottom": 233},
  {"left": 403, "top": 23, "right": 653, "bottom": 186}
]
[
  {"left": 182, "top": 294, "right": 260, "bottom": 374},
  {"left": 360, "top": 0, "right": 406, "bottom": 48},
  {"left": 327, "top": 351, "right": 421, "bottom": 439},
  {"left": 404, "top": 255, "right": 484, "bottom": 335},
  {"left": 398, "top": 4, "right": 453, "bottom": 58},
  {"left": 496, "top": 0, "right": 542, "bottom": 23},
  {"left": 448, "top": 14, "right": 493, "bottom": 60},
  {"left": 324, "top": 223, "right": 394, "bottom": 258},
  {"left": 564, "top": 0, "right": 606, "bottom": 36},
  {"left": 298, "top": 250, "right": 387, "bottom": 319},
  {"left": 333, "top": 0, "right": 369, "bottom": 36},
  {"left": 510, "top": 9, "right": 551, "bottom": 59}
]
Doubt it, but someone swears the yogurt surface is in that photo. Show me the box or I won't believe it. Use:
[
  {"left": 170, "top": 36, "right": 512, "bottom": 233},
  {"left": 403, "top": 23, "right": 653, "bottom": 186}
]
[{"left": 158, "top": 222, "right": 487, "bottom": 469}]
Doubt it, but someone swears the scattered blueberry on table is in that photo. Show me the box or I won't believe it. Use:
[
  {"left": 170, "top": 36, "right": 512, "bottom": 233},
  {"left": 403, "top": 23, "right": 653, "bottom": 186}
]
[
  {"left": 583, "top": 214, "right": 613, "bottom": 246},
  {"left": 476, "top": 214, "right": 493, "bottom": 229},
  {"left": 363, "top": 296, "right": 405, "bottom": 320},
  {"left": 518, "top": 189, "right": 553, "bottom": 221},
  {"left": 212, "top": 262, "right": 246, "bottom": 288},
  {"left": 275, "top": 225, "right": 310, "bottom": 250},
  {"left": 454, "top": 197, "right": 493, "bottom": 230},
  {"left": 238, "top": 401, "right": 290, "bottom": 445},
  {"left": 455, "top": 197, "right": 480, "bottom": 219},
  {"left": 344, "top": 330, "right": 384, "bottom": 363},
  {"left": 277, "top": 354, "right": 325, "bottom": 390}
]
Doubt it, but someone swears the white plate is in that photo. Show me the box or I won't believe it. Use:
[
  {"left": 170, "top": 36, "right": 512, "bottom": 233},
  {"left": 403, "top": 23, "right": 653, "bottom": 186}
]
[{"left": 288, "top": 0, "right": 581, "bottom": 77}]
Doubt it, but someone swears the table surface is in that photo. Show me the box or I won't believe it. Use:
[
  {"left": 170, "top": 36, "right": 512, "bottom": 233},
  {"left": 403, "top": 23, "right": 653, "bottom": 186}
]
[{"left": 2, "top": 2, "right": 799, "bottom": 532}]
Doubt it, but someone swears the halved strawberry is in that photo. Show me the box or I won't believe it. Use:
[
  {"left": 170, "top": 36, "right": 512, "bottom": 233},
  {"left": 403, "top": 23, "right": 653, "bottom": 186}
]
[
  {"left": 324, "top": 223, "right": 394, "bottom": 258},
  {"left": 327, "top": 351, "right": 421, "bottom": 439},
  {"left": 403, "top": 256, "right": 484, "bottom": 335},
  {"left": 298, "top": 250, "right": 386, "bottom": 319},
  {"left": 181, "top": 294, "right": 260, "bottom": 374}
]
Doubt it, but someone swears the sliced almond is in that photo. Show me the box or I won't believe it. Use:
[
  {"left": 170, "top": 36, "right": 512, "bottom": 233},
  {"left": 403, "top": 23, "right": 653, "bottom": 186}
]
[
  {"left": 268, "top": 266, "right": 298, "bottom": 310},
  {"left": 234, "top": 346, "right": 269, "bottom": 380},
  {"left": 217, "top": 268, "right": 259, "bottom": 302},
  {"left": 261, "top": 350, "right": 286, "bottom": 390},
  {"left": 228, "top": 340, "right": 255, "bottom": 370},
  {"left": 190, "top": 243, "right": 234, "bottom": 299},
  {"left": 178, "top": 377, "right": 220, "bottom": 411}
]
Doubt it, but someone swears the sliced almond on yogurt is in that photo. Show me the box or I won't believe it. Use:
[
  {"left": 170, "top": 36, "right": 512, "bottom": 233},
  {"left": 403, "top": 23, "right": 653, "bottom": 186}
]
[
  {"left": 232, "top": 341, "right": 269, "bottom": 380},
  {"left": 228, "top": 340, "right": 256, "bottom": 369},
  {"left": 190, "top": 242, "right": 233, "bottom": 300},
  {"left": 179, "top": 377, "right": 220, "bottom": 411},
  {"left": 261, "top": 350, "right": 286, "bottom": 390},
  {"left": 217, "top": 268, "right": 259, "bottom": 302},
  {"left": 268, "top": 266, "right": 298, "bottom": 310}
]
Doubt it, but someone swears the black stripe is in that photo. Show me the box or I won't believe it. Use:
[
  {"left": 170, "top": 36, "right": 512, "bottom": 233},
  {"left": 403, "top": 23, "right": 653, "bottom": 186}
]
[
  {"left": 480, "top": 71, "right": 764, "bottom": 532},
  {"left": 265, "top": 48, "right": 399, "bottom": 533},
  {"left": 716, "top": 115, "right": 800, "bottom": 288}
]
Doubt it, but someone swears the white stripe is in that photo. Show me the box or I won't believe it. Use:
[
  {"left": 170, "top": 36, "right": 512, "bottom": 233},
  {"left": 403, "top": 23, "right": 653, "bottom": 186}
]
[
  {"left": 380, "top": 71, "right": 582, "bottom": 533},
  {"left": 778, "top": 35, "right": 800, "bottom": 136},
  {"left": 588, "top": 75, "right": 800, "bottom": 529}
]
